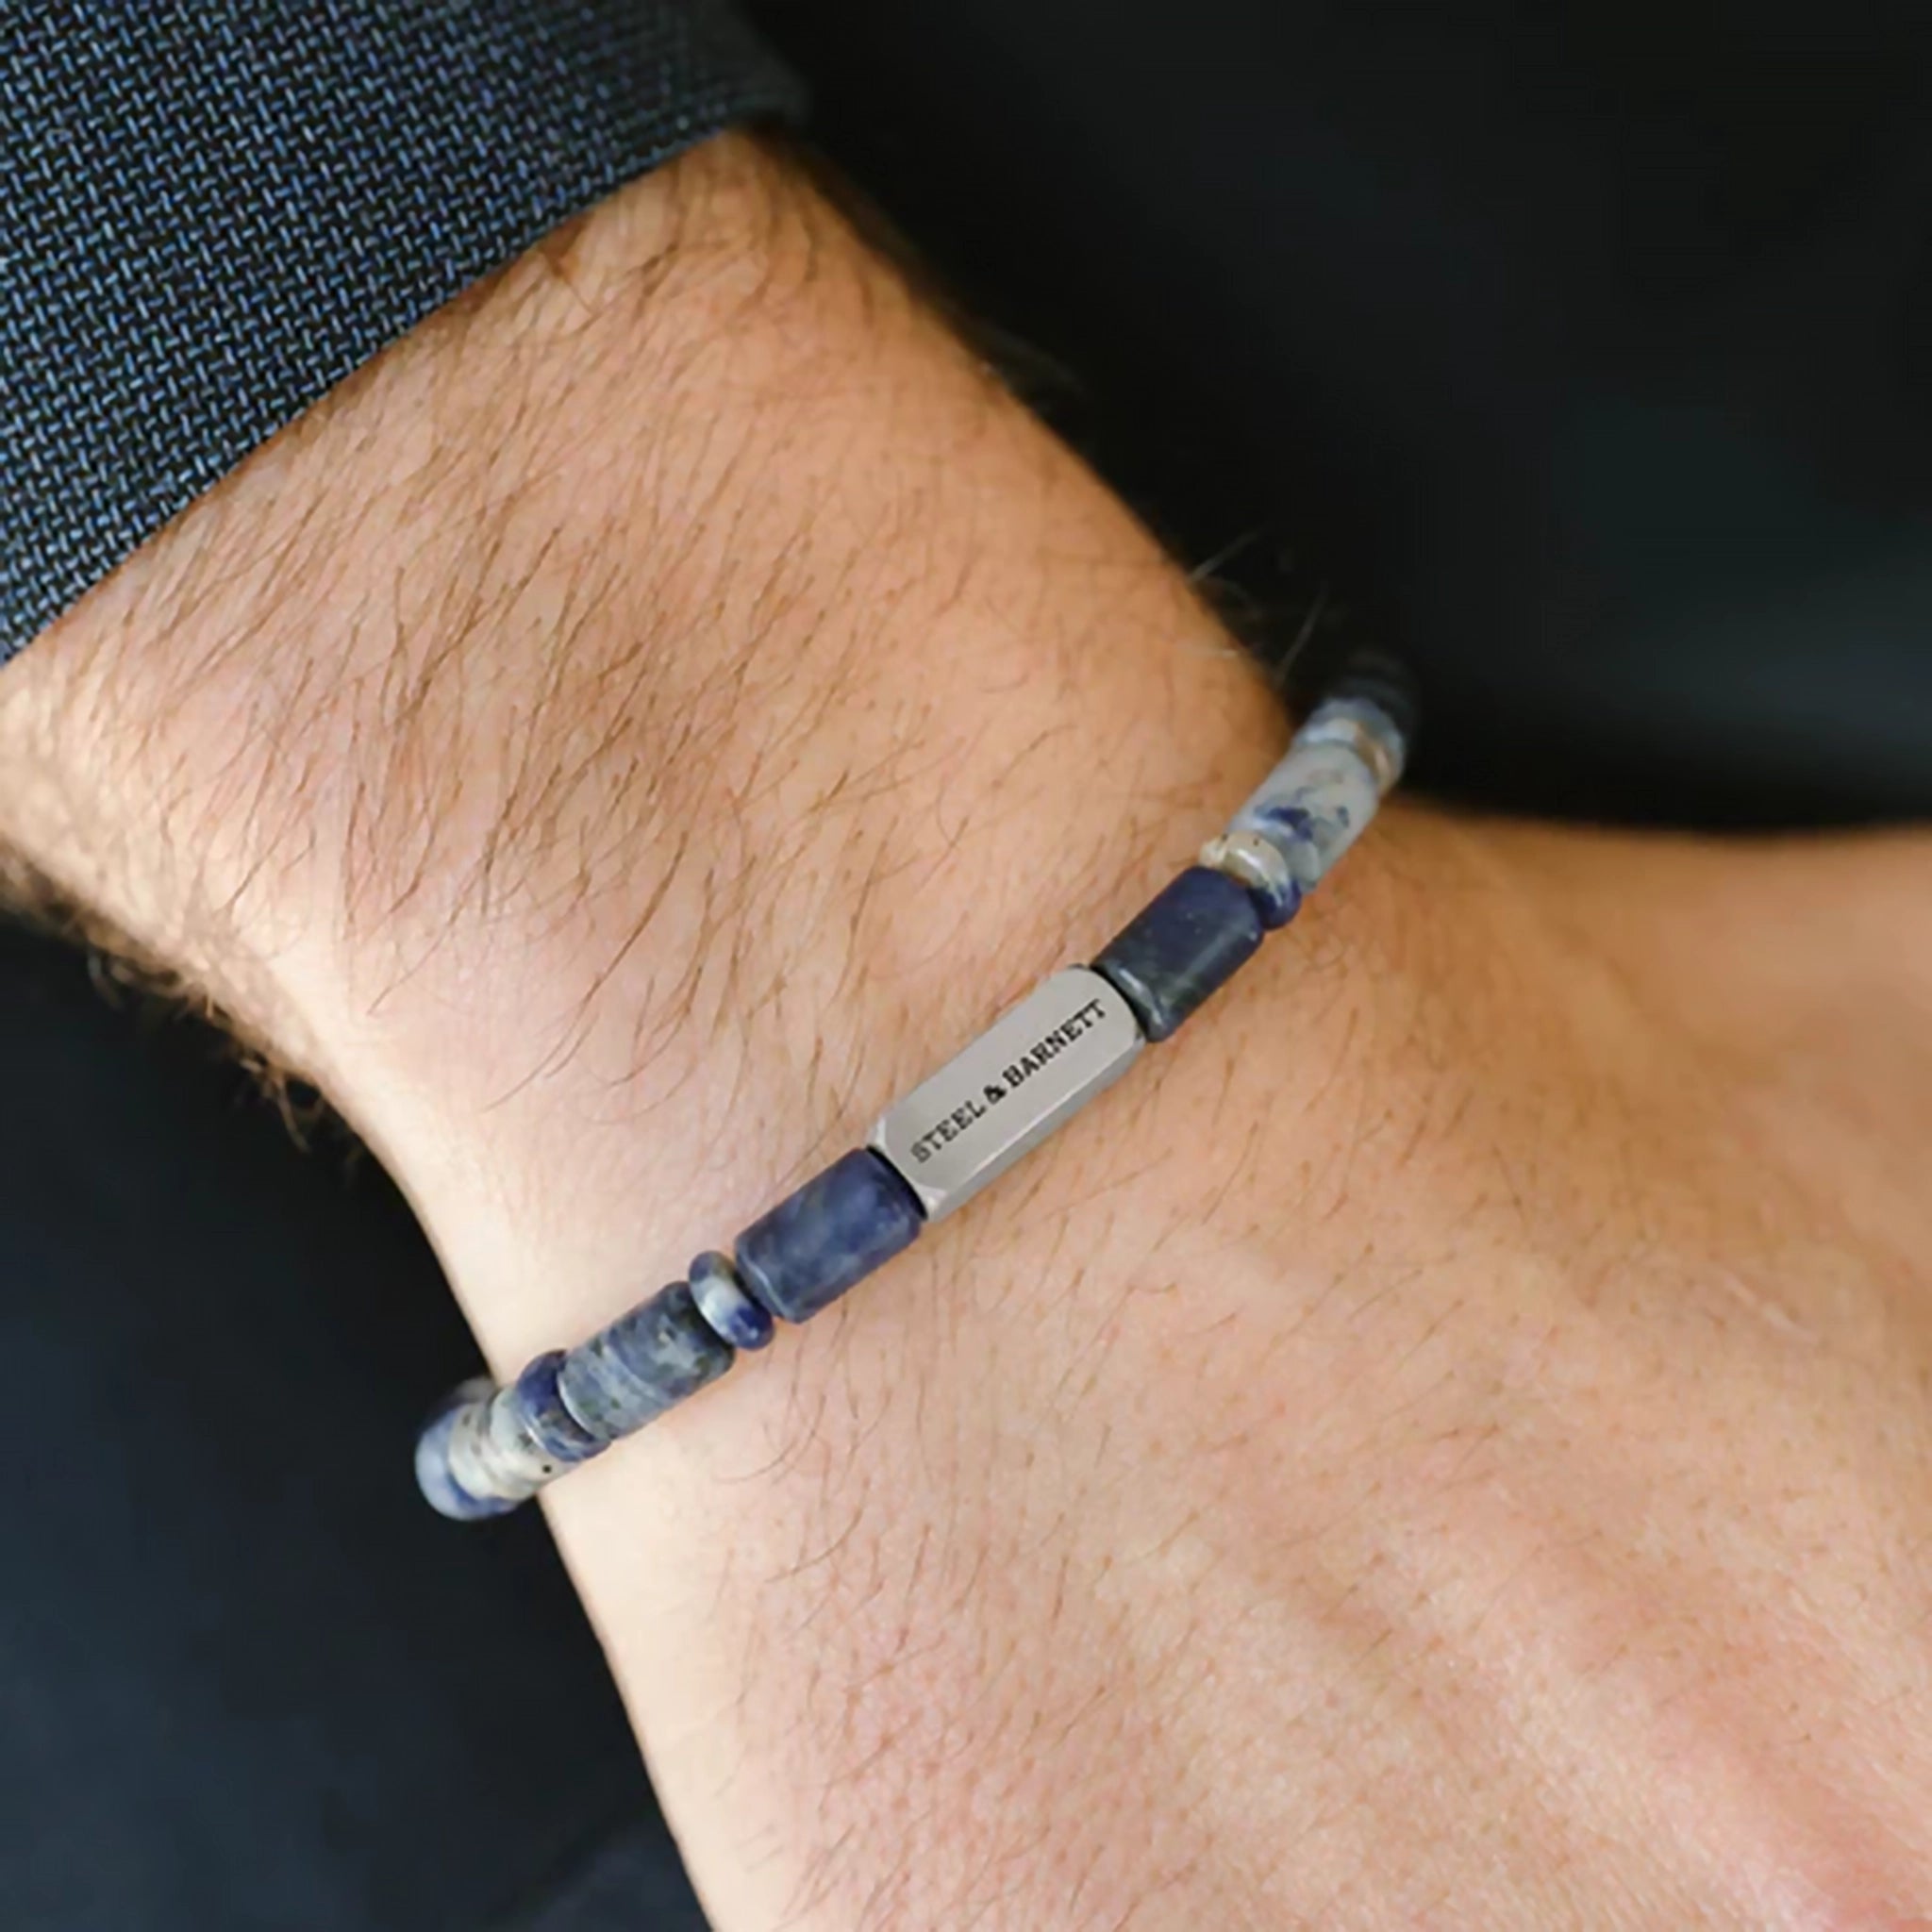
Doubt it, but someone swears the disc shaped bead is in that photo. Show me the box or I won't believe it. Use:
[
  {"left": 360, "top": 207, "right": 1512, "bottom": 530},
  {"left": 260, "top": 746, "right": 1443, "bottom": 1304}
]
[
  {"left": 415, "top": 1380, "right": 521, "bottom": 1522},
  {"left": 508, "top": 1350, "right": 606, "bottom": 1466},
  {"left": 690, "top": 1250, "right": 775, "bottom": 1351},
  {"left": 1199, "top": 828, "right": 1305, "bottom": 929}
]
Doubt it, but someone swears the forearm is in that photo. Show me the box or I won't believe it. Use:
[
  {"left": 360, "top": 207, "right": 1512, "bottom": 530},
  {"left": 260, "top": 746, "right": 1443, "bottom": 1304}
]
[
  {"left": 0, "top": 133, "right": 1301, "bottom": 1095},
  {"left": 0, "top": 133, "right": 1402, "bottom": 1923}
]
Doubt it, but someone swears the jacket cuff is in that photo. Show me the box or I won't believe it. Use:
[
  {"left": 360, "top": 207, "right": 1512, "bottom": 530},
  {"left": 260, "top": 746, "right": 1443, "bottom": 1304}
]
[{"left": 1, "top": 0, "right": 804, "bottom": 661}]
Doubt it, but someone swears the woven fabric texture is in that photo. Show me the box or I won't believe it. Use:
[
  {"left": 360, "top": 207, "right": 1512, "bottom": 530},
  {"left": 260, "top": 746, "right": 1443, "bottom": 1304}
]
[{"left": 0, "top": 0, "right": 800, "bottom": 661}]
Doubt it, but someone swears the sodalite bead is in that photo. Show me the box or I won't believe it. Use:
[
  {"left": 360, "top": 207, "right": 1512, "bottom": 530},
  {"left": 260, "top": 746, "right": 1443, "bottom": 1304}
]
[
  {"left": 1093, "top": 865, "right": 1264, "bottom": 1042},
  {"left": 415, "top": 1379, "right": 522, "bottom": 1523},
  {"left": 417, "top": 1353, "right": 613, "bottom": 1521},
  {"left": 1230, "top": 739, "right": 1374, "bottom": 887},
  {"left": 558, "top": 1281, "right": 735, "bottom": 1443},
  {"left": 1224, "top": 694, "right": 1407, "bottom": 892},
  {"left": 510, "top": 1351, "right": 605, "bottom": 1465},
  {"left": 735, "top": 1148, "right": 925, "bottom": 1325},
  {"left": 690, "top": 1250, "right": 775, "bottom": 1351}
]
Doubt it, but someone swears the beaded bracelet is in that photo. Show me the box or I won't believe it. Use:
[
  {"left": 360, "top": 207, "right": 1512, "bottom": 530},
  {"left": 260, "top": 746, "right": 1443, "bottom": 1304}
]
[{"left": 417, "top": 657, "right": 1414, "bottom": 1519}]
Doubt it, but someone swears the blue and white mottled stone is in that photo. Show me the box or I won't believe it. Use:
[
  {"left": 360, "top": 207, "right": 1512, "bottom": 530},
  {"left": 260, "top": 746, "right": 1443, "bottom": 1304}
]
[
  {"left": 1221, "top": 695, "right": 1406, "bottom": 889},
  {"left": 558, "top": 1281, "right": 735, "bottom": 1443},
  {"left": 1093, "top": 864, "right": 1264, "bottom": 1042},
  {"left": 509, "top": 1350, "right": 606, "bottom": 1464},
  {"left": 690, "top": 1250, "right": 776, "bottom": 1351},
  {"left": 415, "top": 1379, "right": 524, "bottom": 1522},
  {"left": 1211, "top": 678, "right": 1411, "bottom": 902},
  {"left": 735, "top": 1149, "right": 926, "bottom": 1325},
  {"left": 416, "top": 1352, "right": 613, "bottom": 1520},
  {"left": 416, "top": 1291, "right": 733, "bottom": 1521}
]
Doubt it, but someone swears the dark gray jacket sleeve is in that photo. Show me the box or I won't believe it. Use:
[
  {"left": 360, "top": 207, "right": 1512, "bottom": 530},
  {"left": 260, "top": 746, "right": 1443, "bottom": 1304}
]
[{"left": 0, "top": 0, "right": 801, "bottom": 662}]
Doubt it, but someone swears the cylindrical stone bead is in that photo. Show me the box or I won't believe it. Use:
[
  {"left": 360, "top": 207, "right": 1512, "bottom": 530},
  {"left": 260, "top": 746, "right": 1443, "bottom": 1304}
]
[
  {"left": 557, "top": 1281, "right": 735, "bottom": 1443},
  {"left": 690, "top": 1250, "right": 775, "bottom": 1351},
  {"left": 1092, "top": 865, "right": 1264, "bottom": 1043},
  {"left": 1220, "top": 655, "right": 1412, "bottom": 896},
  {"left": 1225, "top": 727, "right": 1382, "bottom": 891},
  {"left": 475, "top": 1386, "right": 562, "bottom": 1494},
  {"left": 1293, "top": 694, "right": 1407, "bottom": 797},
  {"left": 416, "top": 1380, "right": 521, "bottom": 1522},
  {"left": 735, "top": 1148, "right": 925, "bottom": 1325}
]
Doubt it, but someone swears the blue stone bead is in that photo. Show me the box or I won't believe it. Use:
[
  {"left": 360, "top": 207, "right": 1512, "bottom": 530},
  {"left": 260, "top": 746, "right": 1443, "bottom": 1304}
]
[
  {"left": 690, "top": 1250, "right": 775, "bottom": 1351},
  {"left": 558, "top": 1281, "right": 735, "bottom": 1443},
  {"left": 1093, "top": 865, "right": 1264, "bottom": 1042},
  {"left": 415, "top": 1389, "right": 520, "bottom": 1522},
  {"left": 735, "top": 1148, "right": 925, "bottom": 1325},
  {"left": 508, "top": 1351, "right": 605, "bottom": 1466},
  {"left": 1229, "top": 740, "right": 1379, "bottom": 890}
]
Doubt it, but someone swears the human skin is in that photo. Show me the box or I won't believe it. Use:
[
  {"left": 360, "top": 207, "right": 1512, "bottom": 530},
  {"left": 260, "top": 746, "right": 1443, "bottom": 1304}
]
[{"left": 5, "top": 134, "right": 1932, "bottom": 1927}]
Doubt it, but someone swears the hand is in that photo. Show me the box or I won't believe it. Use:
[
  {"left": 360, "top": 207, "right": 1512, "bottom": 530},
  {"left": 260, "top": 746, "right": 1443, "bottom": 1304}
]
[{"left": 5, "top": 133, "right": 1932, "bottom": 1927}]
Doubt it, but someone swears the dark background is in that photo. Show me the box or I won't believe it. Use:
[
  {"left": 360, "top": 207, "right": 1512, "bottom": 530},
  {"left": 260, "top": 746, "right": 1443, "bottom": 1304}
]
[
  {"left": 0, "top": 921, "right": 704, "bottom": 1930},
  {"left": 754, "top": 0, "right": 1932, "bottom": 827},
  {"left": 5, "top": 3, "right": 1929, "bottom": 1928}
]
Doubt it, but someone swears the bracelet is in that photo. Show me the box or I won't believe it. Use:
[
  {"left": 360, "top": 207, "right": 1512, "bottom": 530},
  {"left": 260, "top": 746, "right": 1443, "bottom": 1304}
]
[{"left": 416, "top": 657, "right": 1415, "bottom": 1519}]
